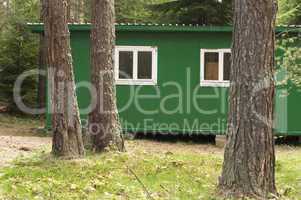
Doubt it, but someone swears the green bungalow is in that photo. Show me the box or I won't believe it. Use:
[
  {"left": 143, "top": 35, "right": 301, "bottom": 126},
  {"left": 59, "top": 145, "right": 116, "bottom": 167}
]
[{"left": 29, "top": 23, "right": 301, "bottom": 136}]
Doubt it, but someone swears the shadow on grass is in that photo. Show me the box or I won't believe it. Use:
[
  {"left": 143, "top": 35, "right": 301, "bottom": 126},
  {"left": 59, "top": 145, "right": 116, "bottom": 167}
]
[
  {"left": 275, "top": 136, "right": 301, "bottom": 146},
  {"left": 131, "top": 132, "right": 216, "bottom": 144},
  {"left": 130, "top": 132, "right": 301, "bottom": 147}
]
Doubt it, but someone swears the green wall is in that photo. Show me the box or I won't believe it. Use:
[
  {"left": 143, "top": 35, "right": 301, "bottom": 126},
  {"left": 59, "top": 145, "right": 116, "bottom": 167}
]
[{"left": 48, "top": 29, "right": 301, "bottom": 136}]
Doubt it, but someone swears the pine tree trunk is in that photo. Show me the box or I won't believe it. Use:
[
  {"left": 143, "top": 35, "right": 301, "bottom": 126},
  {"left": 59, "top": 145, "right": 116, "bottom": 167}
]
[
  {"left": 219, "top": 0, "right": 278, "bottom": 199},
  {"left": 82, "top": 0, "right": 91, "bottom": 23},
  {"left": 37, "top": 35, "right": 47, "bottom": 109},
  {"left": 44, "top": 0, "right": 85, "bottom": 158},
  {"left": 66, "top": 0, "right": 84, "bottom": 23},
  {"left": 74, "top": 0, "right": 81, "bottom": 23},
  {"left": 66, "top": 0, "right": 72, "bottom": 22},
  {"left": 37, "top": 0, "right": 47, "bottom": 109},
  {"left": 5, "top": 0, "right": 10, "bottom": 11},
  {"left": 2, "top": 0, "right": 10, "bottom": 17},
  {"left": 88, "top": 0, "right": 125, "bottom": 152}
]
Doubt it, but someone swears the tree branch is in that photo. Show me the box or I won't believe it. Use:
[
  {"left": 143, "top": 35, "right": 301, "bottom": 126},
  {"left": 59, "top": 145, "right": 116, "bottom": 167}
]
[{"left": 126, "top": 166, "right": 154, "bottom": 200}]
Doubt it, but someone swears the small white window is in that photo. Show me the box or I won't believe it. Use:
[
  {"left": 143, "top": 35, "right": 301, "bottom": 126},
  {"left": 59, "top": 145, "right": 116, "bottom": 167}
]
[
  {"left": 200, "top": 49, "right": 231, "bottom": 87},
  {"left": 115, "top": 46, "right": 158, "bottom": 85}
]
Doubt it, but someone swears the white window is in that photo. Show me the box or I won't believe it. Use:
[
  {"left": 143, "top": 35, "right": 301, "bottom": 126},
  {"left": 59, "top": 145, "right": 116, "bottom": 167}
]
[
  {"left": 200, "top": 49, "right": 231, "bottom": 87},
  {"left": 115, "top": 46, "right": 158, "bottom": 85}
]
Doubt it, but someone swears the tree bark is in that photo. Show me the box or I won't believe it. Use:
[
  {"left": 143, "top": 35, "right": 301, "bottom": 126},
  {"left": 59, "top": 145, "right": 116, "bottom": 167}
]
[
  {"left": 219, "top": 0, "right": 278, "bottom": 199},
  {"left": 37, "top": 0, "right": 47, "bottom": 109},
  {"left": 66, "top": 0, "right": 72, "bottom": 22},
  {"left": 4, "top": 0, "right": 10, "bottom": 11},
  {"left": 37, "top": 35, "right": 47, "bottom": 109},
  {"left": 74, "top": 0, "right": 82, "bottom": 23},
  {"left": 44, "top": 0, "right": 85, "bottom": 158},
  {"left": 66, "top": 0, "right": 85, "bottom": 23},
  {"left": 88, "top": 0, "right": 125, "bottom": 152}
]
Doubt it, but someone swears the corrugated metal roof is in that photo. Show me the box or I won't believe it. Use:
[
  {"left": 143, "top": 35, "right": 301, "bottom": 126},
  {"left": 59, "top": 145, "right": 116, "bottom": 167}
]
[{"left": 27, "top": 23, "right": 301, "bottom": 33}]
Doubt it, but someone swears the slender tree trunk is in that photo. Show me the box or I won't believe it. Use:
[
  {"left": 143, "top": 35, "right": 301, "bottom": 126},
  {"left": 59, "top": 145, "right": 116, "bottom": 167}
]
[
  {"left": 88, "top": 0, "right": 125, "bottom": 152},
  {"left": 44, "top": 0, "right": 85, "bottom": 158},
  {"left": 74, "top": 0, "right": 81, "bottom": 23},
  {"left": 37, "top": 0, "right": 47, "bottom": 109},
  {"left": 82, "top": 0, "right": 91, "bottom": 23},
  {"left": 66, "top": 0, "right": 84, "bottom": 23},
  {"left": 219, "top": 0, "right": 278, "bottom": 199},
  {"left": 5, "top": 0, "right": 10, "bottom": 11},
  {"left": 37, "top": 35, "right": 47, "bottom": 109},
  {"left": 66, "top": 0, "right": 72, "bottom": 22},
  {"left": 0, "top": 1, "right": 8, "bottom": 32},
  {"left": 1, "top": 0, "right": 10, "bottom": 18}
]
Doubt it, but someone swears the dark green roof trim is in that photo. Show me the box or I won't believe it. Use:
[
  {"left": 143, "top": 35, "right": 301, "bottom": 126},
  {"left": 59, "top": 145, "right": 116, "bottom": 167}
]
[{"left": 27, "top": 23, "right": 301, "bottom": 33}]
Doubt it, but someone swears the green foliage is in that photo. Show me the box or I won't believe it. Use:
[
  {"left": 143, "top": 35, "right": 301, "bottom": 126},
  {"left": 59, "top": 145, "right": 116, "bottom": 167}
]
[
  {"left": 152, "top": 0, "right": 233, "bottom": 25},
  {"left": 0, "top": 113, "right": 41, "bottom": 127},
  {"left": 115, "top": 0, "right": 169, "bottom": 23},
  {"left": 276, "top": 0, "right": 301, "bottom": 89},
  {"left": 67, "top": 0, "right": 92, "bottom": 23},
  {"left": 277, "top": 0, "right": 301, "bottom": 25},
  {"left": 0, "top": 0, "right": 40, "bottom": 113},
  {"left": 0, "top": 144, "right": 300, "bottom": 199},
  {"left": 276, "top": 34, "right": 301, "bottom": 88}
]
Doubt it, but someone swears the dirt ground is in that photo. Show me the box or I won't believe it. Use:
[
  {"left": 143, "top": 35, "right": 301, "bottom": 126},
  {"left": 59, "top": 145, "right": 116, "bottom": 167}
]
[
  {"left": 0, "top": 114, "right": 300, "bottom": 166},
  {"left": 0, "top": 122, "right": 222, "bottom": 166},
  {"left": 0, "top": 136, "right": 51, "bottom": 166},
  {"left": 0, "top": 115, "right": 51, "bottom": 166},
  {"left": 0, "top": 115, "right": 223, "bottom": 166}
]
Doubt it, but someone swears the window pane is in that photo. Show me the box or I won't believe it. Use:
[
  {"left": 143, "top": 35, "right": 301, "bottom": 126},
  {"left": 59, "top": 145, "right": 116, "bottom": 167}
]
[
  {"left": 204, "top": 52, "right": 219, "bottom": 80},
  {"left": 119, "top": 51, "right": 133, "bottom": 79},
  {"left": 223, "top": 53, "right": 231, "bottom": 81},
  {"left": 138, "top": 51, "right": 152, "bottom": 79}
]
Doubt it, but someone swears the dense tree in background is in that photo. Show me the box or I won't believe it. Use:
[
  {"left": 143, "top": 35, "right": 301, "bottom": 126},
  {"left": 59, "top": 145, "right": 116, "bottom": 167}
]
[
  {"left": 276, "top": 34, "right": 301, "bottom": 88},
  {"left": 66, "top": 0, "right": 90, "bottom": 23},
  {"left": 89, "top": 0, "right": 125, "bottom": 152},
  {"left": 0, "top": 1, "right": 8, "bottom": 30},
  {"left": 0, "top": 25, "right": 39, "bottom": 112},
  {"left": 152, "top": 0, "right": 233, "bottom": 25},
  {"left": 44, "top": 0, "right": 85, "bottom": 157},
  {"left": 219, "top": 0, "right": 278, "bottom": 198},
  {"left": 276, "top": 0, "right": 301, "bottom": 91},
  {"left": 278, "top": 0, "right": 301, "bottom": 24},
  {"left": 0, "top": 0, "right": 39, "bottom": 112},
  {"left": 115, "top": 0, "right": 168, "bottom": 23}
]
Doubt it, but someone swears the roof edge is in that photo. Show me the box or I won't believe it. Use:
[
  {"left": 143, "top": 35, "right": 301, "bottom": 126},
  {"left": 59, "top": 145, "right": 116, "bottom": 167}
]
[{"left": 27, "top": 23, "right": 301, "bottom": 33}]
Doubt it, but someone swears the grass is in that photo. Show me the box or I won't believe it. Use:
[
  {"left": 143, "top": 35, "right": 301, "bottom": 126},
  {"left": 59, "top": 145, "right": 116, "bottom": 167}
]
[
  {"left": 0, "top": 113, "right": 45, "bottom": 136},
  {"left": 0, "top": 142, "right": 300, "bottom": 200},
  {"left": 0, "top": 113, "right": 42, "bottom": 126}
]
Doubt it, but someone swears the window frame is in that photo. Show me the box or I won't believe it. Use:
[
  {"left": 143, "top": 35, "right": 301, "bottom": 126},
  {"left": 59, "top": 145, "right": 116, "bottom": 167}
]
[
  {"left": 115, "top": 46, "right": 158, "bottom": 85},
  {"left": 200, "top": 49, "right": 231, "bottom": 87}
]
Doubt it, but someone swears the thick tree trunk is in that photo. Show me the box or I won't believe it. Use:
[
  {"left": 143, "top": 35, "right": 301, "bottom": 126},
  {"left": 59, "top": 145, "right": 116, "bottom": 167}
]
[
  {"left": 219, "top": 0, "right": 278, "bottom": 199},
  {"left": 88, "top": 0, "right": 125, "bottom": 152},
  {"left": 44, "top": 0, "right": 85, "bottom": 158}
]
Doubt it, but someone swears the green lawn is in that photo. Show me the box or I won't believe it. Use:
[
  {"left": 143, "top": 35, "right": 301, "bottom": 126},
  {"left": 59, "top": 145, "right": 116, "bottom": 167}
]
[{"left": 0, "top": 141, "right": 300, "bottom": 200}]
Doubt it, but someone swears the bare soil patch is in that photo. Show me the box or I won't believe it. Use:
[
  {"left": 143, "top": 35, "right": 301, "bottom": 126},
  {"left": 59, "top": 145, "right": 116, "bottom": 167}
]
[
  {"left": 0, "top": 114, "right": 299, "bottom": 166},
  {"left": 0, "top": 136, "right": 51, "bottom": 166},
  {"left": 0, "top": 114, "right": 50, "bottom": 166},
  {"left": 126, "top": 139, "right": 223, "bottom": 155}
]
